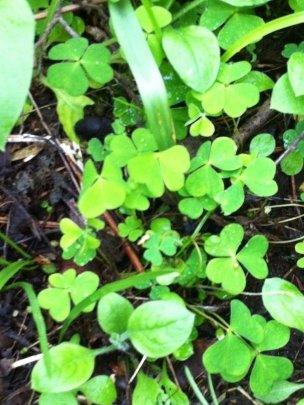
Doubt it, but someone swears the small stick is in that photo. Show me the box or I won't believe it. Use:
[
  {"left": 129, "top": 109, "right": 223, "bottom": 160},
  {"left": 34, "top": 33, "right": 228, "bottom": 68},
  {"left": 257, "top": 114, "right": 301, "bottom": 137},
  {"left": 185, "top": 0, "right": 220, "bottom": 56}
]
[
  {"left": 12, "top": 353, "right": 43, "bottom": 369},
  {"left": 34, "top": 1, "right": 106, "bottom": 21},
  {"left": 58, "top": 16, "right": 79, "bottom": 37},
  {"left": 275, "top": 131, "right": 304, "bottom": 165},
  {"left": 103, "top": 211, "right": 144, "bottom": 273}
]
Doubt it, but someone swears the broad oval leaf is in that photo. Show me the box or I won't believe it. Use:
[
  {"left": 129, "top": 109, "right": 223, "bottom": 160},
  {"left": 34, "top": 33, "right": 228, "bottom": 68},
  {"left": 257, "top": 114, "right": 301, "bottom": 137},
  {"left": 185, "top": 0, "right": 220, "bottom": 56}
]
[
  {"left": 162, "top": 26, "right": 220, "bottom": 93},
  {"left": 0, "top": 0, "right": 35, "bottom": 150},
  {"left": 262, "top": 277, "right": 304, "bottom": 332},
  {"left": 80, "top": 376, "right": 117, "bottom": 405},
  {"left": 31, "top": 343, "right": 95, "bottom": 393},
  {"left": 271, "top": 73, "right": 304, "bottom": 115},
  {"left": 127, "top": 300, "right": 194, "bottom": 358},
  {"left": 288, "top": 51, "right": 304, "bottom": 96}
]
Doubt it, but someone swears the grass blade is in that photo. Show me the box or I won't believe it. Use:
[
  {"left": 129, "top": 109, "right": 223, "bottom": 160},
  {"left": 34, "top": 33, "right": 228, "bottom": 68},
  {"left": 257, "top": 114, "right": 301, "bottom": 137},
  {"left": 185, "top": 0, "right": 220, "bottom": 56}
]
[
  {"left": 0, "top": 260, "right": 31, "bottom": 290},
  {"left": 109, "top": 0, "right": 175, "bottom": 150}
]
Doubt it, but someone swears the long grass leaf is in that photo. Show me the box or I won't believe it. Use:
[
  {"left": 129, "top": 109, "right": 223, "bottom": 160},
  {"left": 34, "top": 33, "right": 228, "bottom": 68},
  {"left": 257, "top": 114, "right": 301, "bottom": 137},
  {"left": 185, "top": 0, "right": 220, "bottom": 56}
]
[
  {"left": 109, "top": 0, "right": 175, "bottom": 150},
  {"left": 0, "top": 260, "right": 31, "bottom": 291}
]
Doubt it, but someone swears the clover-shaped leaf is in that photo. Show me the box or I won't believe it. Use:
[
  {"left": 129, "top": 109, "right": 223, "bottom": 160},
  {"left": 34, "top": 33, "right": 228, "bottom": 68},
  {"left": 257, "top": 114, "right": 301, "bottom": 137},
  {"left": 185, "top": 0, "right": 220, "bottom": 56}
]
[
  {"left": 47, "top": 38, "right": 113, "bottom": 96},
  {"left": 198, "top": 61, "right": 260, "bottom": 118},
  {"left": 203, "top": 332, "right": 253, "bottom": 380},
  {"left": 59, "top": 218, "right": 101, "bottom": 266},
  {"left": 271, "top": 73, "right": 304, "bottom": 115},
  {"left": 143, "top": 218, "right": 181, "bottom": 266},
  {"left": 288, "top": 51, "right": 304, "bottom": 97},
  {"left": 118, "top": 216, "right": 144, "bottom": 242},
  {"left": 230, "top": 300, "right": 264, "bottom": 344},
  {"left": 128, "top": 145, "right": 190, "bottom": 197},
  {"left": 241, "top": 157, "right": 278, "bottom": 196},
  {"left": 38, "top": 269, "right": 99, "bottom": 322},
  {"left": 204, "top": 223, "right": 268, "bottom": 294}
]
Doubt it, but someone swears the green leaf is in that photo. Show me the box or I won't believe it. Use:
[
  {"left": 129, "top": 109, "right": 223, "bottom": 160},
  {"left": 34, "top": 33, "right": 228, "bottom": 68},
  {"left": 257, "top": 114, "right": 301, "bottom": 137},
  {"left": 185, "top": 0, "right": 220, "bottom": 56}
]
[
  {"left": 209, "top": 137, "right": 242, "bottom": 170},
  {"left": 158, "top": 145, "right": 190, "bottom": 190},
  {"left": 271, "top": 73, "right": 304, "bottom": 115},
  {"left": 132, "top": 372, "right": 160, "bottom": 405},
  {"left": 136, "top": 5, "right": 172, "bottom": 33},
  {"left": 127, "top": 300, "right": 194, "bottom": 358},
  {"left": 205, "top": 223, "right": 244, "bottom": 257},
  {"left": 199, "top": 0, "right": 235, "bottom": 31},
  {"left": 237, "top": 235, "right": 269, "bottom": 279},
  {"left": 256, "top": 380, "right": 304, "bottom": 404},
  {"left": 31, "top": 343, "right": 94, "bottom": 393},
  {"left": 118, "top": 216, "right": 144, "bottom": 242},
  {"left": 39, "top": 392, "right": 77, "bottom": 405},
  {"left": 238, "top": 70, "right": 274, "bottom": 92},
  {"left": 216, "top": 181, "right": 244, "bottom": 216},
  {"left": 288, "top": 51, "right": 304, "bottom": 96},
  {"left": 223, "top": 83, "right": 260, "bottom": 117},
  {"left": 162, "top": 26, "right": 220, "bottom": 93},
  {"left": 97, "top": 292, "right": 134, "bottom": 334},
  {"left": 250, "top": 133, "right": 276, "bottom": 157},
  {"left": 80, "top": 376, "right": 117, "bottom": 405},
  {"left": 186, "top": 165, "right": 224, "bottom": 198},
  {"left": 81, "top": 44, "right": 113, "bottom": 85},
  {"left": 255, "top": 320, "right": 290, "bottom": 352},
  {"left": 178, "top": 198, "right": 205, "bottom": 219},
  {"left": 60, "top": 219, "right": 82, "bottom": 250},
  {"left": 70, "top": 271, "right": 99, "bottom": 311},
  {"left": 218, "top": 13, "right": 264, "bottom": 50},
  {"left": 242, "top": 157, "right": 278, "bottom": 196},
  {"left": 48, "top": 37, "right": 88, "bottom": 61},
  {"left": 52, "top": 88, "right": 94, "bottom": 143},
  {"left": 281, "top": 151, "right": 303, "bottom": 175},
  {"left": 0, "top": 260, "right": 30, "bottom": 291},
  {"left": 217, "top": 61, "right": 252, "bottom": 84},
  {"left": 203, "top": 333, "right": 252, "bottom": 379},
  {"left": 262, "top": 277, "right": 304, "bottom": 332},
  {"left": 47, "top": 62, "right": 88, "bottom": 97},
  {"left": 78, "top": 176, "right": 126, "bottom": 218},
  {"left": 230, "top": 300, "right": 264, "bottom": 344},
  {"left": 250, "top": 354, "right": 293, "bottom": 396},
  {"left": 38, "top": 288, "right": 70, "bottom": 322},
  {"left": 0, "top": 0, "right": 35, "bottom": 150}
]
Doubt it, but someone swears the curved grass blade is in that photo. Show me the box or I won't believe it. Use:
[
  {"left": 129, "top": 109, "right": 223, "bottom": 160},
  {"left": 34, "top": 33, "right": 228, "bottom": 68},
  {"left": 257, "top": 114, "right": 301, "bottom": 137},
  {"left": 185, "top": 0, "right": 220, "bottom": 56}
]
[
  {"left": 222, "top": 11, "right": 304, "bottom": 62},
  {"left": 6, "top": 282, "right": 50, "bottom": 371},
  {"left": 59, "top": 269, "right": 175, "bottom": 340},
  {"left": 0, "top": 260, "right": 31, "bottom": 290},
  {"left": 109, "top": 0, "right": 175, "bottom": 150}
]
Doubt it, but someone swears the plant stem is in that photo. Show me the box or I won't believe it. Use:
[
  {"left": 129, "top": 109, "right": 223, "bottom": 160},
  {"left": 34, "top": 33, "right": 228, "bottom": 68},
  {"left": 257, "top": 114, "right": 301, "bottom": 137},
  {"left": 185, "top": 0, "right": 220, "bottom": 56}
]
[
  {"left": 141, "top": 0, "right": 162, "bottom": 42},
  {"left": 92, "top": 344, "right": 117, "bottom": 357},
  {"left": 0, "top": 230, "right": 31, "bottom": 259},
  {"left": 222, "top": 11, "right": 304, "bottom": 61},
  {"left": 172, "top": 0, "right": 206, "bottom": 23},
  {"left": 208, "top": 373, "right": 219, "bottom": 405},
  {"left": 184, "top": 366, "right": 209, "bottom": 405}
]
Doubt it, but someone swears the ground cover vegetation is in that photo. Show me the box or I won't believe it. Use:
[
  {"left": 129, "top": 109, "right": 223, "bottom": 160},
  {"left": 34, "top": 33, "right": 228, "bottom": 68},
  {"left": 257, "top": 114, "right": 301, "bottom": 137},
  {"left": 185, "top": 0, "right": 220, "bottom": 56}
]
[{"left": 1, "top": 0, "right": 304, "bottom": 403}]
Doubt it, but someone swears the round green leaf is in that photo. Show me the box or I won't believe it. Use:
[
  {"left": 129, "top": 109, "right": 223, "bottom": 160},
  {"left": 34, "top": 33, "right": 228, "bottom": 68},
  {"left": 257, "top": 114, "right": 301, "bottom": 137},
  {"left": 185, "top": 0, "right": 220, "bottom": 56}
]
[
  {"left": 81, "top": 44, "right": 113, "bottom": 85},
  {"left": 97, "top": 292, "right": 134, "bottom": 335},
  {"left": 80, "top": 376, "right": 117, "bottom": 405},
  {"left": 262, "top": 277, "right": 304, "bottom": 332},
  {"left": 271, "top": 73, "right": 304, "bottom": 115},
  {"left": 31, "top": 343, "right": 95, "bottom": 393},
  {"left": 250, "top": 133, "right": 276, "bottom": 157},
  {"left": 178, "top": 198, "right": 204, "bottom": 219},
  {"left": 127, "top": 300, "right": 194, "bottom": 358},
  {"left": 39, "top": 392, "right": 77, "bottom": 405},
  {"left": 162, "top": 26, "right": 220, "bottom": 93},
  {"left": 135, "top": 5, "right": 172, "bottom": 33},
  {"left": 288, "top": 51, "right": 304, "bottom": 97},
  {"left": 281, "top": 151, "right": 303, "bottom": 175}
]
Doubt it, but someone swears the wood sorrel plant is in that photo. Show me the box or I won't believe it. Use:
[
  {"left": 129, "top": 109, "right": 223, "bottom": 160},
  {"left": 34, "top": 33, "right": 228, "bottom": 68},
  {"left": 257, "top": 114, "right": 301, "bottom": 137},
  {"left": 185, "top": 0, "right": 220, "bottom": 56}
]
[{"left": 2, "top": 0, "right": 304, "bottom": 404}]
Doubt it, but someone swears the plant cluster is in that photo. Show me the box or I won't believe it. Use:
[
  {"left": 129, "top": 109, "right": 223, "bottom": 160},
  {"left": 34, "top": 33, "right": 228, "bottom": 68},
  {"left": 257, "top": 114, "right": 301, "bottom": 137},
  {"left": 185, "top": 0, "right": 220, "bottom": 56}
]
[{"left": 1, "top": 0, "right": 304, "bottom": 404}]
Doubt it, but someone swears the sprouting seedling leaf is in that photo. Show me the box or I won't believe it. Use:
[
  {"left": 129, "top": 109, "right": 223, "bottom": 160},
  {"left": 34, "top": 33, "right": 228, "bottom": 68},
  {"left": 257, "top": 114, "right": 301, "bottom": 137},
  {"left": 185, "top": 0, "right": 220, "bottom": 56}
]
[
  {"left": 162, "top": 25, "right": 220, "bottom": 93},
  {"left": 204, "top": 223, "right": 269, "bottom": 294},
  {"left": 132, "top": 372, "right": 160, "bottom": 405},
  {"left": 187, "top": 104, "right": 215, "bottom": 137},
  {"left": 262, "top": 277, "right": 304, "bottom": 332},
  {"left": 143, "top": 218, "right": 181, "bottom": 266},
  {"left": 97, "top": 292, "right": 134, "bottom": 335},
  {"left": 118, "top": 216, "right": 144, "bottom": 242},
  {"left": 59, "top": 218, "right": 101, "bottom": 266},
  {"left": 31, "top": 342, "right": 95, "bottom": 393},
  {"left": 80, "top": 375, "right": 117, "bottom": 405},
  {"left": 135, "top": 5, "right": 172, "bottom": 34},
  {"left": 38, "top": 269, "right": 99, "bottom": 322},
  {"left": 127, "top": 300, "right": 195, "bottom": 358},
  {"left": 47, "top": 38, "right": 113, "bottom": 96}
]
